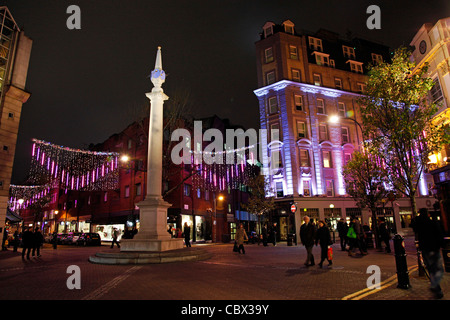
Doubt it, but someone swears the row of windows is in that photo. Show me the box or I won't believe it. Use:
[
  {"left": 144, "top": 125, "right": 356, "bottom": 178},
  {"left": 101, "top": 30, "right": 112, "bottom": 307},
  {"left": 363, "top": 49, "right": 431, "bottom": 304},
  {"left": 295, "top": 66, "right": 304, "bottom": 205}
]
[
  {"left": 265, "top": 68, "right": 367, "bottom": 92},
  {"left": 267, "top": 94, "right": 351, "bottom": 116},
  {"left": 274, "top": 179, "right": 336, "bottom": 197}
]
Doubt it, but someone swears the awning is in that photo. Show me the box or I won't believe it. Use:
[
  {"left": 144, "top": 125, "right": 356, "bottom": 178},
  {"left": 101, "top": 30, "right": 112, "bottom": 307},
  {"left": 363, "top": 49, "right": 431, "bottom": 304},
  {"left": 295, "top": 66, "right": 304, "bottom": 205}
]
[{"left": 6, "top": 208, "right": 23, "bottom": 222}]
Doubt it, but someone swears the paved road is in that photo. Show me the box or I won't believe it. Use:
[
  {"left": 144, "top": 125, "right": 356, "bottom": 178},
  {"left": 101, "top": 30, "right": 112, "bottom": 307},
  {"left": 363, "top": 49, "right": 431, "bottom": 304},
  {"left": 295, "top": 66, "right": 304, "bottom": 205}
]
[{"left": 0, "top": 236, "right": 448, "bottom": 316}]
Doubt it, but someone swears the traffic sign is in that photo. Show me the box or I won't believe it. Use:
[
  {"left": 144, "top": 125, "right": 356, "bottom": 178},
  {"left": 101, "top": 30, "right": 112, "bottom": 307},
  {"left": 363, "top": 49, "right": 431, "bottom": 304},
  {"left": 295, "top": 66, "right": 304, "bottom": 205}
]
[{"left": 291, "top": 204, "right": 296, "bottom": 213}]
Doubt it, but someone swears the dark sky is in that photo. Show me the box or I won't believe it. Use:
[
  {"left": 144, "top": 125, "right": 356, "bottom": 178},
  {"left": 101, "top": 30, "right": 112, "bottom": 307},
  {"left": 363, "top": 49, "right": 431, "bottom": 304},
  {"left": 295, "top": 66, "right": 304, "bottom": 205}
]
[{"left": 3, "top": 0, "right": 449, "bottom": 184}]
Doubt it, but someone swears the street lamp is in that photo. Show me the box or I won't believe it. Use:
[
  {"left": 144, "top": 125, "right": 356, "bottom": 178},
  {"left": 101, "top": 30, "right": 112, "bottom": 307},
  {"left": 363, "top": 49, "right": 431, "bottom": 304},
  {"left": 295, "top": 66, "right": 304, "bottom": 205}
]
[
  {"left": 329, "top": 114, "right": 364, "bottom": 149},
  {"left": 329, "top": 204, "right": 335, "bottom": 243}
]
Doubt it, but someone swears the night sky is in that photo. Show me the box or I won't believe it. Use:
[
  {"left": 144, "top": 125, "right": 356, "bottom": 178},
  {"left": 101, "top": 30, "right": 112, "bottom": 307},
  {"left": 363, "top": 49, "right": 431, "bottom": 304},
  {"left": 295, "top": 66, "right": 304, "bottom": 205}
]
[{"left": 2, "top": 0, "right": 449, "bottom": 184}]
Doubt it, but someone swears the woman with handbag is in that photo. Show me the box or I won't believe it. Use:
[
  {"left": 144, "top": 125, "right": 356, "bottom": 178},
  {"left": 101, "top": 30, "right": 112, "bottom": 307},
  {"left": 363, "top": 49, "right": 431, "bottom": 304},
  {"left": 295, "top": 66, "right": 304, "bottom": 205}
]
[{"left": 315, "top": 220, "right": 333, "bottom": 268}]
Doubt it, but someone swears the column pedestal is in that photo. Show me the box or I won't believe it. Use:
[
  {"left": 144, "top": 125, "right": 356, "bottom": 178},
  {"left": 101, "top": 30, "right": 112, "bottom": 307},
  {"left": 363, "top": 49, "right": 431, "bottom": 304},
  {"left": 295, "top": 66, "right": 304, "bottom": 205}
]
[{"left": 120, "top": 196, "right": 183, "bottom": 252}]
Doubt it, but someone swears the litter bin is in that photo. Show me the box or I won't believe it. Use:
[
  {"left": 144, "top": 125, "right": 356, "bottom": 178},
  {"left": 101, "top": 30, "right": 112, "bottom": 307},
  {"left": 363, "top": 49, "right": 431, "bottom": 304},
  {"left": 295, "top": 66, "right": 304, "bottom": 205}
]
[
  {"left": 287, "top": 233, "right": 295, "bottom": 246},
  {"left": 443, "top": 237, "right": 450, "bottom": 273}
]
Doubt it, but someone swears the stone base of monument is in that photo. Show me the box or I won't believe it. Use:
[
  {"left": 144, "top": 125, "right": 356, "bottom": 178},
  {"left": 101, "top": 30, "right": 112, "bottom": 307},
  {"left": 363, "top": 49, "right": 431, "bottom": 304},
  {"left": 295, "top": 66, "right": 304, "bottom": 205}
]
[
  {"left": 88, "top": 246, "right": 212, "bottom": 265},
  {"left": 120, "top": 238, "right": 184, "bottom": 252}
]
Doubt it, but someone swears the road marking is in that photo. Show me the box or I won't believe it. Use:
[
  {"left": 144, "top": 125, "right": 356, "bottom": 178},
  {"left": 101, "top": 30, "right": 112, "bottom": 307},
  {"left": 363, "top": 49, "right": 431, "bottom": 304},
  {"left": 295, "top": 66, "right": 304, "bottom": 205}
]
[
  {"left": 81, "top": 265, "right": 142, "bottom": 300},
  {"left": 342, "top": 265, "right": 419, "bottom": 300}
]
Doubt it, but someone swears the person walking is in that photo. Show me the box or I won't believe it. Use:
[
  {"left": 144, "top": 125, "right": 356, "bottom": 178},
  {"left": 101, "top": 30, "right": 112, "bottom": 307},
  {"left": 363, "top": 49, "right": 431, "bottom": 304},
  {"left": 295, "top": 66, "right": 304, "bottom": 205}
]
[
  {"left": 300, "top": 216, "right": 316, "bottom": 266},
  {"left": 183, "top": 222, "right": 191, "bottom": 247},
  {"left": 52, "top": 231, "right": 58, "bottom": 249},
  {"left": 337, "top": 218, "right": 348, "bottom": 251},
  {"left": 21, "top": 227, "right": 33, "bottom": 260},
  {"left": 315, "top": 220, "right": 333, "bottom": 268},
  {"left": 414, "top": 208, "right": 445, "bottom": 299},
  {"left": 271, "top": 223, "right": 277, "bottom": 246},
  {"left": 13, "top": 230, "right": 20, "bottom": 252},
  {"left": 110, "top": 228, "right": 120, "bottom": 248},
  {"left": 348, "top": 216, "right": 367, "bottom": 256},
  {"left": 235, "top": 223, "right": 248, "bottom": 254},
  {"left": 32, "top": 228, "right": 44, "bottom": 257},
  {"left": 377, "top": 218, "right": 391, "bottom": 253},
  {"left": 2, "top": 229, "right": 8, "bottom": 251}
]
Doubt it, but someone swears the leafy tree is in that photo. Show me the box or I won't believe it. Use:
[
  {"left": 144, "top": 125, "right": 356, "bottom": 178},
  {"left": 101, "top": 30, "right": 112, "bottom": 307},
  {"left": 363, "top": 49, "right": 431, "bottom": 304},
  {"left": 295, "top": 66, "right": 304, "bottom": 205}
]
[
  {"left": 343, "top": 150, "right": 389, "bottom": 248},
  {"left": 358, "top": 47, "right": 450, "bottom": 216},
  {"left": 241, "top": 174, "right": 275, "bottom": 233}
]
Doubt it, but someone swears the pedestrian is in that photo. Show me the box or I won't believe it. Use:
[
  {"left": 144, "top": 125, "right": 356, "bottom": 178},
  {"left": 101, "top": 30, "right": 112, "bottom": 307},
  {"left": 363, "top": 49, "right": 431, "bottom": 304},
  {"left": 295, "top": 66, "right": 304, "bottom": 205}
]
[
  {"left": 52, "top": 231, "right": 58, "bottom": 249},
  {"left": 13, "top": 230, "right": 20, "bottom": 252},
  {"left": 21, "top": 227, "right": 33, "bottom": 260},
  {"left": 337, "top": 218, "right": 348, "bottom": 251},
  {"left": 2, "top": 229, "right": 8, "bottom": 251},
  {"left": 377, "top": 218, "right": 391, "bottom": 253},
  {"left": 110, "top": 228, "right": 120, "bottom": 248},
  {"left": 183, "top": 222, "right": 191, "bottom": 247},
  {"left": 32, "top": 228, "right": 44, "bottom": 257},
  {"left": 347, "top": 216, "right": 367, "bottom": 256},
  {"left": 315, "top": 220, "right": 333, "bottom": 268},
  {"left": 414, "top": 208, "right": 445, "bottom": 299},
  {"left": 262, "top": 224, "right": 268, "bottom": 246},
  {"left": 235, "top": 223, "right": 248, "bottom": 254},
  {"left": 300, "top": 216, "right": 316, "bottom": 266}
]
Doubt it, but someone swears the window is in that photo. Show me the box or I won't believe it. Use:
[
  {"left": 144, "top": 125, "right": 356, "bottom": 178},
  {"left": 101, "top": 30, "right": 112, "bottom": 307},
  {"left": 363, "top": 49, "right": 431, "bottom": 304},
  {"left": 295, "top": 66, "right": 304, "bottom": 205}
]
[
  {"left": 136, "top": 183, "right": 142, "bottom": 196},
  {"left": 319, "top": 124, "right": 328, "bottom": 141},
  {"left": 325, "top": 180, "right": 334, "bottom": 197},
  {"left": 349, "top": 61, "right": 363, "bottom": 73},
  {"left": 294, "top": 95, "right": 303, "bottom": 111},
  {"left": 299, "top": 149, "right": 310, "bottom": 167},
  {"left": 314, "top": 52, "right": 329, "bottom": 66},
  {"left": 8, "top": 112, "right": 14, "bottom": 119},
  {"left": 104, "top": 192, "right": 108, "bottom": 202},
  {"left": 270, "top": 123, "right": 280, "bottom": 141},
  {"left": 266, "top": 71, "right": 275, "bottom": 85},
  {"left": 127, "top": 139, "right": 132, "bottom": 149},
  {"left": 330, "top": 59, "right": 335, "bottom": 68},
  {"left": 268, "top": 96, "right": 278, "bottom": 114},
  {"left": 430, "top": 77, "right": 443, "bottom": 104},
  {"left": 309, "top": 37, "right": 323, "bottom": 51},
  {"left": 356, "top": 82, "right": 366, "bottom": 93},
  {"left": 317, "top": 99, "right": 325, "bottom": 114},
  {"left": 341, "top": 127, "right": 349, "bottom": 144},
  {"left": 275, "top": 181, "right": 284, "bottom": 197},
  {"left": 303, "top": 180, "right": 311, "bottom": 196},
  {"left": 183, "top": 184, "right": 191, "bottom": 197},
  {"left": 323, "top": 151, "right": 332, "bottom": 168},
  {"left": 264, "top": 25, "right": 273, "bottom": 38},
  {"left": 344, "top": 152, "right": 352, "bottom": 165},
  {"left": 297, "top": 121, "right": 307, "bottom": 139},
  {"left": 197, "top": 188, "right": 201, "bottom": 199},
  {"left": 205, "top": 190, "right": 209, "bottom": 201},
  {"left": 335, "top": 78, "right": 343, "bottom": 89},
  {"left": 125, "top": 186, "right": 130, "bottom": 198},
  {"left": 292, "top": 69, "right": 301, "bottom": 82},
  {"left": 343, "top": 45, "right": 355, "bottom": 59},
  {"left": 271, "top": 149, "right": 283, "bottom": 169},
  {"left": 338, "top": 102, "right": 346, "bottom": 117},
  {"left": 289, "top": 45, "right": 298, "bottom": 59},
  {"left": 313, "top": 73, "right": 322, "bottom": 86},
  {"left": 371, "top": 53, "right": 383, "bottom": 65},
  {"left": 264, "top": 47, "right": 273, "bottom": 63},
  {"left": 284, "top": 24, "right": 294, "bottom": 35}
]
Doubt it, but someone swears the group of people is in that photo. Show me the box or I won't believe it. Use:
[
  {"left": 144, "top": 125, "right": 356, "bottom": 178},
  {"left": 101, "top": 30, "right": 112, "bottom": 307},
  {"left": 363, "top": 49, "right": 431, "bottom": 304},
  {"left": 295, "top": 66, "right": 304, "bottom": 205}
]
[
  {"left": 20, "top": 227, "right": 45, "bottom": 260},
  {"left": 299, "top": 216, "right": 333, "bottom": 268}
]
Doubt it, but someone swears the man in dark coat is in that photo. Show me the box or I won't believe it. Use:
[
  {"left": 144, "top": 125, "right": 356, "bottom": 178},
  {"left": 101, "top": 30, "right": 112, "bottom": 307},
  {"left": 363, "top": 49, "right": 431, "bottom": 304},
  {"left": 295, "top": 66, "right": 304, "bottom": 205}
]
[
  {"left": 377, "top": 218, "right": 391, "bottom": 253},
  {"left": 32, "top": 228, "right": 44, "bottom": 257},
  {"left": 337, "top": 218, "right": 348, "bottom": 251},
  {"left": 414, "top": 208, "right": 445, "bottom": 299},
  {"left": 300, "top": 216, "right": 316, "bottom": 266},
  {"left": 183, "top": 222, "right": 191, "bottom": 247},
  {"left": 21, "top": 227, "right": 34, "bottom": 260}
]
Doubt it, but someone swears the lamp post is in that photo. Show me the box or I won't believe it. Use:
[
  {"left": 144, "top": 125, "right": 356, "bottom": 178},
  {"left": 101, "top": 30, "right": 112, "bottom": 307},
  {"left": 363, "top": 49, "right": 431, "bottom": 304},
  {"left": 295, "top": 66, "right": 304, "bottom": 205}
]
[
  {"left": 329, "top": 204, "right": 335, "bottom": 243},
  {"left": 329, "top": 115, "right": 364, "bottom": 150}
]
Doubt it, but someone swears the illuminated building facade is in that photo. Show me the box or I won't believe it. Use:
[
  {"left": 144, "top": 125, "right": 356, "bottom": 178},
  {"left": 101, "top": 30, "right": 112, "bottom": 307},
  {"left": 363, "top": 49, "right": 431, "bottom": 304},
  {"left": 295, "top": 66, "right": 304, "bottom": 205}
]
[
  {"left": 254, "top": 20, "right": 435, "bottom": 240},
  {"left": 410, "top": 17, "right": 450, "bottom": 233},
  {"left": 0, "top": 7, "right": 32, "bottom": 233}
]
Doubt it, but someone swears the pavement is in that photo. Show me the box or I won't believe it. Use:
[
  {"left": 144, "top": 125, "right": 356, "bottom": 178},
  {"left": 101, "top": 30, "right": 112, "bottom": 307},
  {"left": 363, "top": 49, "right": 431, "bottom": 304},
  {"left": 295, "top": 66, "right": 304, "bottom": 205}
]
[{"left": 0, "top": 235, "right": 448, "bottom": 317}]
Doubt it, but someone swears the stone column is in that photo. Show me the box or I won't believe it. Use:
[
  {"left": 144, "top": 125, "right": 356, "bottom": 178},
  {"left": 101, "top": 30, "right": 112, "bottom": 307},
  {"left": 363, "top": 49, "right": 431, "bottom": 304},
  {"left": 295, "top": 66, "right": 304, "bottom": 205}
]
[{"left": 121, "top": 47, "right": 183, "bottom": 252}]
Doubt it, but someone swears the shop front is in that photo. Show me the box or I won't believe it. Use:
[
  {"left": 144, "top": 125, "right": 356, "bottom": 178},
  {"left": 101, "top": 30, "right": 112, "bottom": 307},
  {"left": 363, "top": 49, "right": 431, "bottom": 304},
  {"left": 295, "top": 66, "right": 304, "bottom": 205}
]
[{"left": 181, "top": 214, "right": 207, "bottom": 243}]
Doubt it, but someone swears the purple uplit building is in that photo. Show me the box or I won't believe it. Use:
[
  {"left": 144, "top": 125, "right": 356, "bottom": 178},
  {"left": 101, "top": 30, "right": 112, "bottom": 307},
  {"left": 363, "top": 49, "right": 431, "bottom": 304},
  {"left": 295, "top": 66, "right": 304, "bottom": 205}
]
[{"left": 254, "top": 20, "right": 436, "bottom": 242}]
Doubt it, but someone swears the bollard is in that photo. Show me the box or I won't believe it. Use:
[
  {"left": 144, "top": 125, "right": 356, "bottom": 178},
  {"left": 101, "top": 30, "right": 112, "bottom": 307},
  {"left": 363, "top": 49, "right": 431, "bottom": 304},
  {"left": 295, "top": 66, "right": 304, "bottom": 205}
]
[{"left": 393, "top": 234, "right": 410, "bottom": 289}]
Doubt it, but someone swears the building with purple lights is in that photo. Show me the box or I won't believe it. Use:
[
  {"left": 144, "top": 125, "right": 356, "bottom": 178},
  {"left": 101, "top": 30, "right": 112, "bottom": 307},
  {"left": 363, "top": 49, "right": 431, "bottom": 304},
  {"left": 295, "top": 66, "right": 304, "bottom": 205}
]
[{"left": 254, "top": 20, "right": 436, "bottom": 241}]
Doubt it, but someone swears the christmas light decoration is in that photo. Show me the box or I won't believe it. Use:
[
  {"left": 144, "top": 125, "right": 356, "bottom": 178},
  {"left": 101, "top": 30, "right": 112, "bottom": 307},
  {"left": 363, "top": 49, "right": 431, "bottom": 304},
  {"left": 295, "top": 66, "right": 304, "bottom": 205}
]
[{"left": 28, "top": 139, "right": 119, "bottom": 192}]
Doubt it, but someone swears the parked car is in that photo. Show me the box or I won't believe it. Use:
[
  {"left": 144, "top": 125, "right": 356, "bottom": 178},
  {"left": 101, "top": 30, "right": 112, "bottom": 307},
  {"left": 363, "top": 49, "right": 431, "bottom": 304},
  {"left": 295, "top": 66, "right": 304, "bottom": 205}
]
[
  {"left": 63, "top": 232, "right": 82, "bottom": 245},
  {"left": 57, "top": 233, "right": 68, "bottom": 244},
  {"left": 76, "top": 233, "right": 101, "bottom": 246}
]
